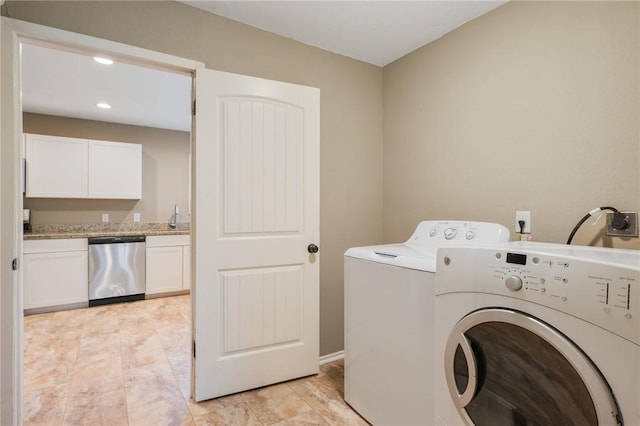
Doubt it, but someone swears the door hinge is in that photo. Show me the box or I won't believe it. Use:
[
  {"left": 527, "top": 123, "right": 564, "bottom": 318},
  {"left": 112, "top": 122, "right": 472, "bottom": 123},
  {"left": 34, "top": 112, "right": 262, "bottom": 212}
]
[
  {"left": 192, "top": 340, "right": 196, "bottom": 358},
  {"left": 192, "top": 100, "right": 196, "bottom": 116},
  {"left": 11, "top": 258, "right": 18, "bottom": 271}
]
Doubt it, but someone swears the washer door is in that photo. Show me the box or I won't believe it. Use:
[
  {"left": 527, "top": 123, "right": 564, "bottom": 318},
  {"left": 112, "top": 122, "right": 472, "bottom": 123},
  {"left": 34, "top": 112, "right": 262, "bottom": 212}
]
[{"left": 445, "top": 308, "right": 621, "bottom": 426}]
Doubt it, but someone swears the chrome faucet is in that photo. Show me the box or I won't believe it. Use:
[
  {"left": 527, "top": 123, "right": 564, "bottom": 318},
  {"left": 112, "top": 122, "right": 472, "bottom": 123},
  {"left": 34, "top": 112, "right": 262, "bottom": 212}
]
[{"left": 169, "top": 204, "right": 179, "bottom": 230}]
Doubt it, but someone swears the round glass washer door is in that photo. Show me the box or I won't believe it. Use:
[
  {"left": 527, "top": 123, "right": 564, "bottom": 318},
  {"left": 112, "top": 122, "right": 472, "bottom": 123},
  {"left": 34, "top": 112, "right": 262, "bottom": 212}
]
[{"left": 444, "top": 308, "right": 621, "bottom": 426}]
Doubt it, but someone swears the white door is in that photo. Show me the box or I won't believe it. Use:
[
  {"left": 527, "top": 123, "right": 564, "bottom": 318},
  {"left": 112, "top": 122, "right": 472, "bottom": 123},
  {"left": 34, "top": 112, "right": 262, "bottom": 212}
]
[{"left": 192, "top": 69, "right": 320, "bottom": 401}]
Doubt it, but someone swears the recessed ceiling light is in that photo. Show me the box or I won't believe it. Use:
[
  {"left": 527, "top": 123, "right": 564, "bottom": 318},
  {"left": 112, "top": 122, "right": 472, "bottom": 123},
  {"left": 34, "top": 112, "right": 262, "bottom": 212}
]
[
  {"left": 94, "top": 57, "right": 114, "bottom": 65},
  {"left": 97, "top": 103, "right": 111, "bottom": 109}
]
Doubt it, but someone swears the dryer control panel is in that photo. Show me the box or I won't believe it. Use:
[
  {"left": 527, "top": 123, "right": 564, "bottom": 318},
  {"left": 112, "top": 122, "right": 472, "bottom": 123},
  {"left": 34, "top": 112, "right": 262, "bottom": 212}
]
[
  {"left": 436, "top": 245, "right": 640, "bottom": 344},
  {"left": 405, "top": 220, "right": 510, "bottom": 248}
]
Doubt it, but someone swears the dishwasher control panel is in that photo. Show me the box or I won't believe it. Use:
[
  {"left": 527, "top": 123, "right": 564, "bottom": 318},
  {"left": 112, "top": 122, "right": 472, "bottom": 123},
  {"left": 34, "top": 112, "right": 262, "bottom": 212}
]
[{"left": 88, "top": 235, "right": 146, "bottom": 244}]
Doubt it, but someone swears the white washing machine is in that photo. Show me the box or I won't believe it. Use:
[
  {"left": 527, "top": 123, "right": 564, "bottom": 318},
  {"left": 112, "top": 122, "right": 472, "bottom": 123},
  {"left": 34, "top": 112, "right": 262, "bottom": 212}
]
[
  {"left": 344, "top": 221, "right": 510, "bottom": 425},
  {"left": 434, "top": 242, "right": 640, "bottom": 426}
]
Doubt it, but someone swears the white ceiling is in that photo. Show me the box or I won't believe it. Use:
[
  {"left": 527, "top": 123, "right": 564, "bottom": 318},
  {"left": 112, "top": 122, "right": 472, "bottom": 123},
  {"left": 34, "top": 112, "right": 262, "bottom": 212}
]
[
  {"left": 21, "top": 44, "right": 193, "bottom": 132},
  {"left": 180, "top": 0, "right": 507, "bottom": 67},
  {"left": 21, "top": 1, "right": 506, "bottom": 132}
]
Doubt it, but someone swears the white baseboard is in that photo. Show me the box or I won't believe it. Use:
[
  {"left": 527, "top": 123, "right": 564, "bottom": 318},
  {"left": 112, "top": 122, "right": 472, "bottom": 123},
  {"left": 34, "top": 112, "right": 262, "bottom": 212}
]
[{"left": 319, "top": 350, "right": 344, "bottom": 365}]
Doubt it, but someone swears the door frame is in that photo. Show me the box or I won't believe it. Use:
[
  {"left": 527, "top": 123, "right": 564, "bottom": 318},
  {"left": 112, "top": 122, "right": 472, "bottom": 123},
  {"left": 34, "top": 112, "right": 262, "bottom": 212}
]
[{"left": 0, "top": 16, "right": 204, "bottom": 423}]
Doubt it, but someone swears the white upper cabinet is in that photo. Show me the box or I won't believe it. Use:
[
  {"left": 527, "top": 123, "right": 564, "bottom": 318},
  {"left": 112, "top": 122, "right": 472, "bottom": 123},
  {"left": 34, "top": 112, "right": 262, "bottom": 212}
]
[
  {"left": 88, "top": 140, "right": 142, "bottom": 199},
  {"left": 24, "top": 133, "right": 142, "bottom": 199},
  {"left": 25, "top": 134, "right": 88, "bottom": 198}
]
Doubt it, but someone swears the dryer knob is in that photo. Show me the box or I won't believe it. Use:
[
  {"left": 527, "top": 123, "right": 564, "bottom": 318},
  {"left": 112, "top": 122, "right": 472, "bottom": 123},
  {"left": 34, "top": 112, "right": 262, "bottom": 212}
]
[
  {"left": 465, "top": 231, "right": 475, "bottom": 240},
  {"left": 505, "top": 276, "right": 523, "bottom": 292},
  {"left": 444, "top": 227, "right": 457, "bottom": 240}
]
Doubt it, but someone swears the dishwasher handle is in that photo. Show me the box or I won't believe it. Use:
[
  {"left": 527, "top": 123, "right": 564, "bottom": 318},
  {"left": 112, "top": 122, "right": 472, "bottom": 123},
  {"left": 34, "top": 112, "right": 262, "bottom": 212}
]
[{"left": 88, "top": 235, "right": 146, "bottom": 245}]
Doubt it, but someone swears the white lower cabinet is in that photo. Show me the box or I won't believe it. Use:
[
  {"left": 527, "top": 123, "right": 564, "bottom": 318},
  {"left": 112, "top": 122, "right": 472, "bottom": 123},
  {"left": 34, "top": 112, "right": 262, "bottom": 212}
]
[
  {"left": 23, "top": 235, "right": 190, "bottom": 310},
  {"left": 146, "top": 235, "right": 191, "bottom": 295},
  {"left": 23, "top": 239, "right": 88, "bottom": 311},
  {"left": 146, "top": 245, "right": 184, "bottom": 294}
]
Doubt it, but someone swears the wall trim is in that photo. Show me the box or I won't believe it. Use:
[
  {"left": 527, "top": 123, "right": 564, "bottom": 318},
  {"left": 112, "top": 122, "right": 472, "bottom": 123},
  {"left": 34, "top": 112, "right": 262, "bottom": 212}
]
[
  {"left": 3, "top": 17, "right": 203, "bottom": 74},
  {"left": 319, "top": 350, "right": 344, "bottom": 365}
]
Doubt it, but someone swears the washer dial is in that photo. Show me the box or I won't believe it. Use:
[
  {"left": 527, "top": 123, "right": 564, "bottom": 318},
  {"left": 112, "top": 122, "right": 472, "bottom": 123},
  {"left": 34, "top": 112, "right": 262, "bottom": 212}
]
[
  {"left": 505, "top": 275, "right": 523, "bottom": 291},
  {"left": 444, "top": 228, "right": 457, "bottom": 240}
]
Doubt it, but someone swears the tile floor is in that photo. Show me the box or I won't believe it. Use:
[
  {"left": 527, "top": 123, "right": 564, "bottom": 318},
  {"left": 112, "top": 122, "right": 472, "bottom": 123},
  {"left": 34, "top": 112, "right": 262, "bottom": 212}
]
[{"left": 24, "top": 295, "right": 367, "bottom": 426}]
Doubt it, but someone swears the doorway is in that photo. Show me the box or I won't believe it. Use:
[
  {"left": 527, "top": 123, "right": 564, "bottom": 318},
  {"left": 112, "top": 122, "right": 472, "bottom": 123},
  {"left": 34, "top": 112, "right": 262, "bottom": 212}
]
[
  {"left": 3, "top": 16, "right": 321, "bottom": 423},
  {"left": 1, "top": 17, "right": 204, "bottom": 424},
  {"left": 21, "top": 41, "right": 195, "bottom": 423}
]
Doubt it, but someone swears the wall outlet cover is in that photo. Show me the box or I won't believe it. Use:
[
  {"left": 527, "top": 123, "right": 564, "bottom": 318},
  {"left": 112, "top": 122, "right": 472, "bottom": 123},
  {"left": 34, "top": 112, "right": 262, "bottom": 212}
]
[
  {"left": 102, "top": 213, "right": 109, "bottom": 223},
  {"left": 133, "top": 213, "right": 141, "bottom": 223},
  {"left": 515, "top": 210, "right": 531, "bottom": 234},
  {"left": 606, "top": 212, "right": 638, "bottom": 237}
]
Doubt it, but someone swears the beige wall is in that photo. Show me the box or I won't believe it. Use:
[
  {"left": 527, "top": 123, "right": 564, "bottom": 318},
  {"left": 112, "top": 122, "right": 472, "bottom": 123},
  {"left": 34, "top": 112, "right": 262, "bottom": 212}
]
[
  {"left": 5, "top": 1, "right": 384, "bottom": 356},
  {"left": 383, "top": 1, "right": 639, "bottom": 249},
  {"left": 9, "top": 0, "right": 638, "bottom": 358},
  {"left": 23, "top": 113, "right": 190, "bottom": 225}
]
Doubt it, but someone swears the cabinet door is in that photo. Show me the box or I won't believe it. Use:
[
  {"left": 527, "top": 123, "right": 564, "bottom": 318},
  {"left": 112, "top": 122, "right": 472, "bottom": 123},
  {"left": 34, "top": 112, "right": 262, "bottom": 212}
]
[
  {"left": 88, "top": 140, "right": 142, "bottom": 199},
  {"left": 23, "top": 251, "right": 88, "bottom": 309},
  {"left": 182, "top": 245, "right": 191, "bottom": 290},
  {"left": 146, "top": 246, "right": 183, "bottom": 294},
  {"left": 25, "top": 134, "right": 88, "bottom": 198}
]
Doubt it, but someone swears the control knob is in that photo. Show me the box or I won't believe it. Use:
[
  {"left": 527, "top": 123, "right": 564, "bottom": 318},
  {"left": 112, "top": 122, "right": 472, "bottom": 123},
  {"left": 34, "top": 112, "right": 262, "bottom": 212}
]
[
  {"left": 429, "top": 228, "right": 438, "bottom": 237},
  {"left": 505, "top": 275, "right": 523, "bottom": 292},
  {"left": 465, "top": 231, "right": 475, "bottom": 240},
  {"left": 444, "top": 227, "right": 457, "bottom": 240}
]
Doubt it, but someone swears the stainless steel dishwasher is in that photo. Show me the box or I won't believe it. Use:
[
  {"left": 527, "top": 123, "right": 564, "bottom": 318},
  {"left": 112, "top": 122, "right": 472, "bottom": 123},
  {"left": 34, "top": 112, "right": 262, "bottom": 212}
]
[{"left": 88, "top": 235, "right": 146, "bottom": 306}]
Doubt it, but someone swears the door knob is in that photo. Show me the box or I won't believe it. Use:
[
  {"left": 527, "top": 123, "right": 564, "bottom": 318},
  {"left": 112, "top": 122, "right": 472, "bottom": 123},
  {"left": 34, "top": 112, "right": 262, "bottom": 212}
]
[{"left": 307, "top": 244, "right": 319, "bottom": 254}]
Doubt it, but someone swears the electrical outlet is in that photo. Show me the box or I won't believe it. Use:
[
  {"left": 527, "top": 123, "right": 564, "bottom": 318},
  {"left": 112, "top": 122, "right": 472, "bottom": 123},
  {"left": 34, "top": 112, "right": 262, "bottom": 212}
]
[
  {"left": 133, "top": 213, "right": 141, "bottom": 223},
  {"left": 606, "top": 212, "right": 638, "bottom": 237},
  {"left": 515, "top": 211, "right": 531, "bottom": 234},
  {"left": 102, "top": 213, "right": 109, "bottom": 223}
]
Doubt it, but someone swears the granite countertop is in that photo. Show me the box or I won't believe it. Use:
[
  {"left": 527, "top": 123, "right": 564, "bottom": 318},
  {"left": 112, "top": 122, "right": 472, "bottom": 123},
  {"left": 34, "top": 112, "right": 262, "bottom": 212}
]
[{"left": 23, "top": 222, "right": 191, "bottom": 240}]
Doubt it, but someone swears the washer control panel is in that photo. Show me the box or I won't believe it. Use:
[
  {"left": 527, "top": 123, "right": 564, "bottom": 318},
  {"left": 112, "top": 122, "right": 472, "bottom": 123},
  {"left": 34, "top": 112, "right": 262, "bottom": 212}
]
[
  {"left": 493, "top": 253, "right": 584, "bottom": 304},
  {"left": 437, "top": 246, "right": 640, "bottom": 344},
  {"left": 406, "top": 221, "right": 510, "bottom": 247}
]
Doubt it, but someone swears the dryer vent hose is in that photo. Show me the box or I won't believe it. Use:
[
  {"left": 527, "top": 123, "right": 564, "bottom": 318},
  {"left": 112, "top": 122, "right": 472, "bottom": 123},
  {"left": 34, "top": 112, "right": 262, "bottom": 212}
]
[{"left": 566, "top": 206, "right": 628, "bottom": 245}]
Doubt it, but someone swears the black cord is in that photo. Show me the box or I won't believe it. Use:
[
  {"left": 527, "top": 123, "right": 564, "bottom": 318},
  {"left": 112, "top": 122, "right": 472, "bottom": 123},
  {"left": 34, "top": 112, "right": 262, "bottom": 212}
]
[{"left": 566, "top": 206, "right": 623, "bottom": 245}]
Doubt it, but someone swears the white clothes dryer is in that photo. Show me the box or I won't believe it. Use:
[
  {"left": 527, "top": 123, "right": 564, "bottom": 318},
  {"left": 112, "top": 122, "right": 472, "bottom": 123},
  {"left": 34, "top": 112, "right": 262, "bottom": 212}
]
[
  {"left": 344, "top": 221, "right": 510, "bottom": 425},
  {"left": 434, "top": 242, "right": 640, "bottom": 426}
]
